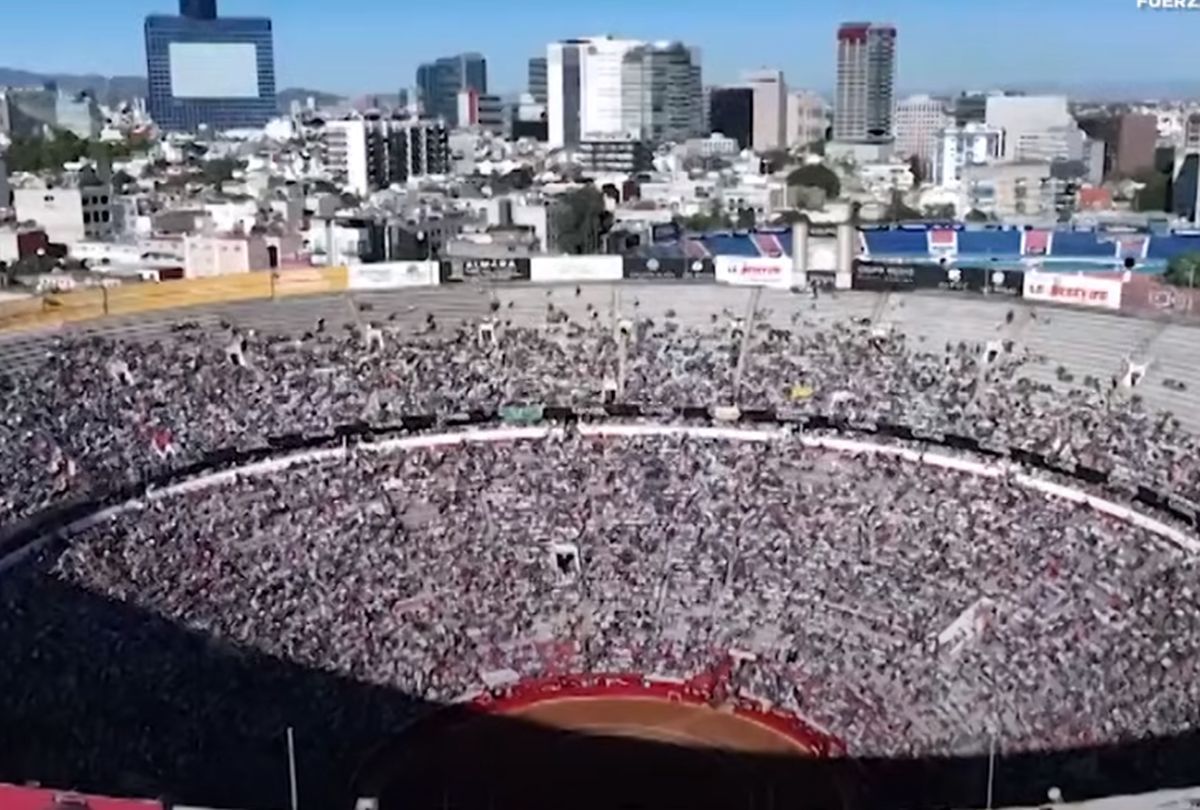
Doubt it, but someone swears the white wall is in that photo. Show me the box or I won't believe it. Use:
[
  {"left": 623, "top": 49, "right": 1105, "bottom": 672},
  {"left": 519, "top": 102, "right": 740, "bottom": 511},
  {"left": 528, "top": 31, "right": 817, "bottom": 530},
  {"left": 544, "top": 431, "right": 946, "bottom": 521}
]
[
  {"left": 581, "top": 37, "right": 640, "bottom": 138},
  {"left": 13, "top": 188, "right": 85, "bottom": 243},
  {"left": 746, "top": 70, "right": 787, "bottom": 152}
]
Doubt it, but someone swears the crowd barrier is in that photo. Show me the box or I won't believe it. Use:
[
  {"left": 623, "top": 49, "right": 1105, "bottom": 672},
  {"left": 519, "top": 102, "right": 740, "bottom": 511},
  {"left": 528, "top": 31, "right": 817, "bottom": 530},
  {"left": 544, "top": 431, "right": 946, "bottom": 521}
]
[
  {"left": 5, "top": 257, "right": 1200, "bottom": 334},
  {"left": 464, "top": 672, "right": 846, "bottom": 757}
]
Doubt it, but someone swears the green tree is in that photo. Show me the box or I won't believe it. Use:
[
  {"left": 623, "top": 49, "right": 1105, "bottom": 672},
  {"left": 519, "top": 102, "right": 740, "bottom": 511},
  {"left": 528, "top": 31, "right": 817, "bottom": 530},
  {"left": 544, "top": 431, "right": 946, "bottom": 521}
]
[
  {"left": 675, "top": 199, "right": 733, "bottom": 232},
  {"left": 735, "top": 207, "right": 757, "bottom": 229},
  {"left": 1133, "top": 170, "right": 1168, "bottom": 212},
  {"left": 886, "top": 191, "right": 921, "bottom": 222},
  {"left": 923, "top": 203, "right": 957, "bottom": 219},
  {"left": 785, "top": 164, "right": 840, "bottom": 199},
  {"left": 1165, "top": 252, "right": 1200, "bottom": 288},
  {"left": 906, "top": 155, "right": 925, "bottom": 187},
  {"left": 964, "top": 208, "right": 991, "bottom": 223},
  {"left": 759, "top": 149, "right": 793, "bottom": 174},
  {"left": 201, "top": 158, "right": 241, "bottom": 186},
  {"left": 553, "top": 186, "right": 612, "bottom": 254}
]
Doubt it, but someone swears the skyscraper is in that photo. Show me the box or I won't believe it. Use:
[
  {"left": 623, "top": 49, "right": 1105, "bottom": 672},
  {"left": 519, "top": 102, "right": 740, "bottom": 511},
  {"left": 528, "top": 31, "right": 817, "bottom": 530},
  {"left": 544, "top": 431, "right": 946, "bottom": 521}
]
[
  {"left": 416, "top": 53, "right": 487, "bottom": 127},
  {"left": 547, "top": 40, "right": 585, "bottom": 148},
  {"left": 621, "top": 42, "right": 704, "bottom": 145},
  {"left": 144, "top": 0, "right": 276, "bottom": 132},
  {"left": 528, "top": 57, "right": 548, "bottom": 105},
  {"left": 708, "top": 86, "right": 754, "bottom": 150},
  {"left": 834, "top": 22, "right": 897, "bottom": 144},
  {"left": 547, "top": 36, "right": 703, "bottom": 149},
  {"left": 179, "top": 0, "right": 216, "bottom": 20},
  {"left": 745, "top": 69, "right": 787, "bottom": 152}
]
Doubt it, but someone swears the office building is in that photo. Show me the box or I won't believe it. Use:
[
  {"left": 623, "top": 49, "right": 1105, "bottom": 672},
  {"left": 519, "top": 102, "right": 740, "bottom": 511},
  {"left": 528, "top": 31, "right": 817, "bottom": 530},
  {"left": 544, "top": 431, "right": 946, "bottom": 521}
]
[
  {"left": 144, "top": 0, "right": 276, "bottom": 132},
  {"left": 548, "top": 36, "right": 703, "bottom": 149},
  {"left": 577, "top": 133, "right": 653, "bottom": 173},
  {"left": 786, "top": 90, "right": 829, "bottom": 149},
  {"left": 745, "top": 69, "right": 787, "bottom": 152},
  {"left": 708, "top": 86, "right": 754, "bottom": 150},
  {"left": 1078, "top": 112, "right": 1154, "bottom": 181},
  {"left": 933, "top": 123, "right": 1003, "bottom": 187},
  {"left": 323, "top": 118, "right": 449, "bottom": 196},
  {"left": 13, "top": 171, "right": 114, "bottom": 244},
  {"left": 961, "top": 161, "right": 1053, "bottom": 220},
  {"left": 528, "top": 57, "right": 548, "bottom": 104},
  {"left": 1173, "top": 113, "right": 1200, "bottom": 224},
  {"left": 179, "top": 0, "right": 216, "bottom": 19},
  {"left": 0, "top": 154, "right": 9, "bottom": 211},
  {"left": 953, "top": 92, "right": 990, "bottom": 127},
  {"left": 0, "top": 87, "right": 101, "bottom": 139},
  {"left": 416, "top": 52, "right": 487, "bottom": 126},
  {"left": 984, "top": 95, "right": 1071, "bottom": 161},
  {"left": 894, "top": 95, "right": 950, "bottom": 179},
  {"left": 456, "top": 89, "right": 506, "bottom": 135},
  {"left": 834, "top": 22, "right": 897, "bottom": 144},
  {"left": 620, "top": 41, "right": 704, "bottom": 144}
]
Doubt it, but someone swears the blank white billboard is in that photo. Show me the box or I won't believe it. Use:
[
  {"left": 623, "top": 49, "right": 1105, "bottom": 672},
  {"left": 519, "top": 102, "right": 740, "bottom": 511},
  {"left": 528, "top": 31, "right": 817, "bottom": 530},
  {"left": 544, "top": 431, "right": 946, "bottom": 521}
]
[{"left": 169, "top": 42, "right": 259, "bottom": 98}]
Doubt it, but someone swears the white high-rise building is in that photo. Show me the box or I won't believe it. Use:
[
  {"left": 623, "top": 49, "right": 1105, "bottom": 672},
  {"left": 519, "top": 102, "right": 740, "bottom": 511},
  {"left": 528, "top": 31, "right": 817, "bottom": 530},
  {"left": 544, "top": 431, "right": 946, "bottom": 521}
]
[
  {"left": 984, "top": 95, "right": 1071, "bottom": 161},
  {"left": 894, "top": 95, "right": 951, "bottom": 179},
  {"left": 786, "top": 90, "right": 829, "bottom": 148},
  {"left": 548, "top": 36, "right": 703, "bottom": 149},
  {"left": 323, "top": 119, "right": 375, "bottom": 196},
  {"left": 745, "top": 69, "right": 787, "bottom": 152},
  {"left": 834, "top": 22, "right": 897, "bottom": 144},
  {"left": 581, "top": 36, "right": 641, "bottom": 138},
  {"left": 933, "top": 123, "right": 1004, "bottom": 188}
]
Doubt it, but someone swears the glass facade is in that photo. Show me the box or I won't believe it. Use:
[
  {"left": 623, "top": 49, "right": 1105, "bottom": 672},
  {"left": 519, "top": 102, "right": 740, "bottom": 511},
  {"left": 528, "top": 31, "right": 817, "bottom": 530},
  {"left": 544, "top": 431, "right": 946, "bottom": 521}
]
[
  {"left": 145, "top": 13, "right": 276, "bottom": 132},
  {"left": 415, "top": 53, "right": 486, "bottom": 127}
]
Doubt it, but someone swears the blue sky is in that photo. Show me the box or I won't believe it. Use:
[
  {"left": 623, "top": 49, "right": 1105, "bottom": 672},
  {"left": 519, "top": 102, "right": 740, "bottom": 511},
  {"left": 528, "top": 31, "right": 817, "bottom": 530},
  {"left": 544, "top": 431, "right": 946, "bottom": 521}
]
[{"left": 3, "top": 0, "right": 1195, "bottom": 95}]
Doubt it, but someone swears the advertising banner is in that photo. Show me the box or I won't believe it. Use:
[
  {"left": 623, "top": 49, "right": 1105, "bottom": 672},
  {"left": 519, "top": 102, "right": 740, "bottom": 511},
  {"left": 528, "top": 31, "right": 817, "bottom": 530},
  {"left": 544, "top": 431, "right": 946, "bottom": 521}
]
[
  {"left": 1023, "top": 271, "right": 1122, "bottom": 310},
  {"left": 1120, "top": 273, "right": 1200, "bottom": 322},
  {"left": 440, "top": 257, "right": 532, "bottom": 283},
  {"left": 622, "top": 257, "right": 716, "bottom": 280},
  {"left": 348, "top": 261, "right": 439, "bottom": 291},
  {"left": 714, "top": 256, "right": 794, "bottom": 289},
  {"left": 529, "top": 255, "right": 623, "bottom": 283}
]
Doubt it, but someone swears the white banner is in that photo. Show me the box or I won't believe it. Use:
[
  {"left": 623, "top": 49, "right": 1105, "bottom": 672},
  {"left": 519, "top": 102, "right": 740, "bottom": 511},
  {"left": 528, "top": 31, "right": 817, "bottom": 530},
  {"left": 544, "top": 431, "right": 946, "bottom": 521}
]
[
  {"left": 347, "top": 261, "right": 438, "bottom": 290},
  {"left": 1023, "top": 271, "right": 1122, "bottom": 311},
  {"left": 529, "top": 255, "right": 623, "bottom": 283},
  {"left": 715, "top": 256, "right": 794, "bottom": 289}
]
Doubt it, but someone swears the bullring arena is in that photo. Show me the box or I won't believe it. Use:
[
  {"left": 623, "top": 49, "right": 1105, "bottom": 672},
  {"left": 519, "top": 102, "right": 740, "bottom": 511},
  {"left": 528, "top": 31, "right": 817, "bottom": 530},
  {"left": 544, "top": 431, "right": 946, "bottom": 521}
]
[{"left": 4, "top": 270, "right": 1200, "bottom": 810}]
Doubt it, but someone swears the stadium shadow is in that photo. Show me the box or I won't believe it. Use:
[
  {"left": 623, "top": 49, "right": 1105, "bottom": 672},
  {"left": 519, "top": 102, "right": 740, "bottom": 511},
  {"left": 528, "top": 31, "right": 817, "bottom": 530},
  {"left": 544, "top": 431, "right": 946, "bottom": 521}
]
[{"left": 4, "top": 563, "right": 1200, "bottom": 810}]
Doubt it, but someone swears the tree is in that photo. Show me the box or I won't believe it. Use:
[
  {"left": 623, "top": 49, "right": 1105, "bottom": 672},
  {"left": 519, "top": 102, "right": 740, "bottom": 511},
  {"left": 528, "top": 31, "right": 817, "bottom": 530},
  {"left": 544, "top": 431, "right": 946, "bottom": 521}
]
[
  {"left": 770, "top": 210, "right": 808, "bottom": 226},
  {"left": 552, "top": 186, "right": 612, "bottom": 254},
  {"left": 1133, "top": 170, "right": 1169, "bottom": 212},
  {"left": 885, "top": 191, "right": 921, "bottom": 222},
  {"left": 675, "top": 200, "right": 733, "bottom": 232},
  {"left": 735, "top": 207, "right": 757, "bottom": 229},
  {"left": 923, "top": 204, "right": 957, "bottom": 220},
  {"left": 759, "top": 149, "right": 792, "bottom": 174},
  {"left": 805, "top": 140, "right": 826, "bottom": 157},
  {"left": 785, "top": 164, "right": 840, "bottom": 199},
  {"left": 201, "top": 158, "right": 241, "bottom": 186},
  {"left": 905, "top": 155, "right": 925, "bottom": 187},
  {"left": 964, "top": 208, "right": 991, "bottom": 223},
  {"left": 1165, "top": 253, "right": 1200, "bottom": 288}
]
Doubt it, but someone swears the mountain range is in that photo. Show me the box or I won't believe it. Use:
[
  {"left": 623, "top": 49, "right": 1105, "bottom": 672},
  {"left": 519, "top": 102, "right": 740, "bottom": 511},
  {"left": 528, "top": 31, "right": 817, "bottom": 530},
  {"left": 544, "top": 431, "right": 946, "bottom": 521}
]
[{"left": 0, "top": 67, "right": 344, "bottom": 111}]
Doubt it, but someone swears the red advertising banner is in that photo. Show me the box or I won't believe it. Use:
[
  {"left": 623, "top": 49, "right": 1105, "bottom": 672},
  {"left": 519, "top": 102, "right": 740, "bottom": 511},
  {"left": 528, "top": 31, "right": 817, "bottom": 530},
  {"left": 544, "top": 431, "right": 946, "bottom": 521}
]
[
  {"left": 1121, "top": 274, "right": 1200, "bottom": 322},
  {"left": 0, "top": 784, "right": 162, "bottom": 810}
]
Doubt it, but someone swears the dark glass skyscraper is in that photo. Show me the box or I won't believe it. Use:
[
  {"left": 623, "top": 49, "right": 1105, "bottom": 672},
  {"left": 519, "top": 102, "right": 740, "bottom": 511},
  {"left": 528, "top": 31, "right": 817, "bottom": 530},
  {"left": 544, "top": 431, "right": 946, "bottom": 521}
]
[
  {"left": 416, "top": 53, "right": 486, "bottom": 127},
  {"left": 145, "top": 0, "right": 276, "bottom": 132},
  {"left": 709, "top": 86, "right": 754, "bottom": 150},
  {"left": 179, "top": 0, "right": 216, "bottom": 20}
]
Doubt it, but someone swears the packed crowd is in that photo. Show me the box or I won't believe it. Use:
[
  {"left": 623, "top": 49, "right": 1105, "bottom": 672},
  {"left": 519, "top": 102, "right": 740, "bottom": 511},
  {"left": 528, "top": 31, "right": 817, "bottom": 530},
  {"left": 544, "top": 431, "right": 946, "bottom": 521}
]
[
  {"left": 2, "top": 298, "right": 1200, "bottom": 532},
  {"left": 12, "top": 435, "right": 1199, "bottom": 768}
]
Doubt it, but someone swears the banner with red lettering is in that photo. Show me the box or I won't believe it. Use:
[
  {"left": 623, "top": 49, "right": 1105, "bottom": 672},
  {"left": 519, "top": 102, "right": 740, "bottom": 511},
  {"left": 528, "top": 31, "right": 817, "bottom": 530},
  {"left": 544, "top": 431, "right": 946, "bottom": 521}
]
[
  {"left": 1023, "top": 270, "right": 1122, "bottom": 311},
  {"left": 714, "top": 256, "right": 794, "bottom": 289}
]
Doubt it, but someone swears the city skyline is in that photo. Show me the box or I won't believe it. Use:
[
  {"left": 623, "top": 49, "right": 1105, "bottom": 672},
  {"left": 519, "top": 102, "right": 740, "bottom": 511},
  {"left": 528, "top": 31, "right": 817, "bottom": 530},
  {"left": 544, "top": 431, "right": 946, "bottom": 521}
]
[{"left": 0, "top": 0, "right": 1193, "bottom": 99}]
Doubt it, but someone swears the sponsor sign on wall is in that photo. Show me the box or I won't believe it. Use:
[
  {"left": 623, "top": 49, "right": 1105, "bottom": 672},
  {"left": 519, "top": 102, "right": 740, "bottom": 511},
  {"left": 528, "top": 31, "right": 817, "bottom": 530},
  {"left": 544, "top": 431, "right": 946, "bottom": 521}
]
[
  {"left": 440, "top": 257, "right": 532, "bottom": 283},
  {"left": 529, "top": 255, "right": 623, "bottom": 283},
  {"left": 622, "top": 257, "right": 716, "bottom": 280},
  {"left": 1023, "top": 270, "right": 1122, "bottom": 310},
  {"left": 348, "top": 261, "right": 439, "bottom": 290},
  {"left": 1121, "top": 273, "right": 1200, "bottom": 322},
  {"left": 714, "top": 256, "right": 794, "bottom": 289}
]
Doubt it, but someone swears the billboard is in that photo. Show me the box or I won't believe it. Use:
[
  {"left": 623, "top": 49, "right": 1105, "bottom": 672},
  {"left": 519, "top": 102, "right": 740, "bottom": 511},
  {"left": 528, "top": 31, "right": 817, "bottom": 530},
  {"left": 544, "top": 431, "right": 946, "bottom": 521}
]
[
  {"left": 348, "top": 261, "right": 438, "bottom": 290},
  {"left": 529, "top": 255, "right": 623, "bottom": 283},
  {"left": 169, "top": 42, "right": 260, "bottom": 98},
  {"left": 714, "top": 256, "right": 793, "bottom": 289},
  {"left": 1023, "top": 271, "right": 1122, "bottom": 311},
  {"left": 440, "top": 257, "right": 532, "bottom": 283},
  {"left": 622, "top": 257, "right": 715, "bottom": 280}
]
